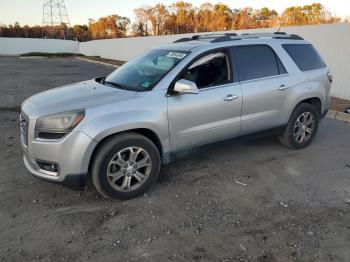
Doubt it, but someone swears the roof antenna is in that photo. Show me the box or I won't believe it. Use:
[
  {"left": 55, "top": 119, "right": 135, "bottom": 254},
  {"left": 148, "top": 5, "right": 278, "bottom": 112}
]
[{"left": 276, "top": 20, "right": 281, "bottom": 33}]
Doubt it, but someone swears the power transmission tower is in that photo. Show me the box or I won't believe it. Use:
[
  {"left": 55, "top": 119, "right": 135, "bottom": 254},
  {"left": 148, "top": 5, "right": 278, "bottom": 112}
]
[{"left": 42, "top": 0, "right": 72, "bottom": 39}]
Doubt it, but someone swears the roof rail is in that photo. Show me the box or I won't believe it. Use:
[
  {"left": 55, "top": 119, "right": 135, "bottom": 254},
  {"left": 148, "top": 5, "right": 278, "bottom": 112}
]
[
  {"left": 173, "top": 33, "right": 241, "bottom": 43},
  {"left": 172, "top": 32, "right": 303, "bottom": 43},
  {"left": 210, "top": 35, "right": 235, "bottom": 43},
  {"left": 224, "top": 33, "right": 238, "bottom": 36},
  {"left": 173, "top": 37, "right": 192, "bottom": 43},
  {"left": 273, "top": 34, "right": 304, "bottom": 40},
  {"left": 191, "top": 35, "right": 200, "bottom": 40},
  {"left": 239, "top": 32, "right": 304, "bottom": 40}
]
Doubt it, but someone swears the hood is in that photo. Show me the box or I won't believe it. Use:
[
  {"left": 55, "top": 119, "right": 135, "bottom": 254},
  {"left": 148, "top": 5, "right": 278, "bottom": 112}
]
[{"left": 22, "top": 79, "right": 137, "bottom": 117}]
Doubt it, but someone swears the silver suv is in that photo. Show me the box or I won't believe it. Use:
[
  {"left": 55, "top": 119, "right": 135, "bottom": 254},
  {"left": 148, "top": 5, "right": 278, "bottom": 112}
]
[{"left": 21, "top": 32, "right": 332, "bottom": 200}]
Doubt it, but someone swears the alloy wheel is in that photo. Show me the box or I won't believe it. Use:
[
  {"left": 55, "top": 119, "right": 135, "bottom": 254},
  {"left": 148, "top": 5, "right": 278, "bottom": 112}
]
[
  {"left": 293, "top": 112, "right": 315, "bottom": 143},
  {"left": 106, "top": 147, "right": 152, "bottom": 192}
]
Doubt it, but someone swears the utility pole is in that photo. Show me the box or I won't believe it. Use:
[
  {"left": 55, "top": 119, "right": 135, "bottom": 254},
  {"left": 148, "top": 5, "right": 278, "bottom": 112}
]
[{"left": 42, "top": 0, "right": 72, "bottom": 39}]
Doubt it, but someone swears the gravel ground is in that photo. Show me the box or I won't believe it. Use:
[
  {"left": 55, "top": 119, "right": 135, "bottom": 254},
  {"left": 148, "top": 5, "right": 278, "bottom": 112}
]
[
  {"left": 0, "top": 56, "right": 350, "bottom": 262},
  {"left": 0, "top": 56, "right": 113, "bottom": 110}
]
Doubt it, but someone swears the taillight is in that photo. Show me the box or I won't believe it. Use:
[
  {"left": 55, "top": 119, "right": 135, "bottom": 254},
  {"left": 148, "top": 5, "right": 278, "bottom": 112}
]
[{"left": 327, "top": 72, "right": 333, "bottom": 83}]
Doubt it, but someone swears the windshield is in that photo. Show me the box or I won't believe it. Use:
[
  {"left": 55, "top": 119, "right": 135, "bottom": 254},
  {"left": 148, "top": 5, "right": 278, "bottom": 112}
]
[{"left": 104, "top": 49, "right": 188, "bottom": 91}]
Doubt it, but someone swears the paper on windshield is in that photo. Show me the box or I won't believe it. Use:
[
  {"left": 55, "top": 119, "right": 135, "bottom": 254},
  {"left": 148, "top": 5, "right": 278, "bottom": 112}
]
[{"left": 166, "top": 52, "right": 187, "bottom": 60}]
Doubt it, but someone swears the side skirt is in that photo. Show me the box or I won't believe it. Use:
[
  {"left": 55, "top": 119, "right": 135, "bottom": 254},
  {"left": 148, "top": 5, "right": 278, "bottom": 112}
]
[{"left": 163, "top": 125, "right": 287, "bottom": 164}]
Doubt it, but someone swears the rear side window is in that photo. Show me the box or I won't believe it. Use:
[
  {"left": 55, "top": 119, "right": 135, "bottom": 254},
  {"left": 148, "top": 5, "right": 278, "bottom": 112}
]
[
  {"left": 282, "top": 44, "right": 325, "bottom": 71},
  {"left": 235, "top": 45, "right": 286, "bottom": 81}
]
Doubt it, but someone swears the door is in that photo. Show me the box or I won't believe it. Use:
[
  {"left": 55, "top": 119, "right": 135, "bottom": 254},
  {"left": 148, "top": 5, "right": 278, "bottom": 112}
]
[
  {"left": 234, "top": 45, "right": 292, "bottom": 134},
  {"left": 167, "top": 48, "right": 242, "bottom": 152}
]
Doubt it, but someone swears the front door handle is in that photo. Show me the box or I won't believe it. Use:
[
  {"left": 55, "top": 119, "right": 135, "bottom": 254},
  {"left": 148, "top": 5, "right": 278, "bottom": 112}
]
[
  {"left": 278, "top": 84, "right": 289, "bottom": 91},
  {"left": 223, "top": 94, "right": 238, "bottom": 101}
]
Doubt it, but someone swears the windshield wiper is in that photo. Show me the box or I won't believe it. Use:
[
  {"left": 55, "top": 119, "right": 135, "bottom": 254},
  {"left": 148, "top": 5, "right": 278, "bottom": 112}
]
[{"left": 103, "top": 80, "right": 133, "bottom": 91}]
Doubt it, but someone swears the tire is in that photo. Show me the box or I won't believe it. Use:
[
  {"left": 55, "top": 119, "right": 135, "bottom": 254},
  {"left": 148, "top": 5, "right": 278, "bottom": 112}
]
[
  {"left": 279, "top": 103, "right": 320, "bottom": 149},
  {"left": 91, "top": 133, "right": 161, "bottom": 200}
]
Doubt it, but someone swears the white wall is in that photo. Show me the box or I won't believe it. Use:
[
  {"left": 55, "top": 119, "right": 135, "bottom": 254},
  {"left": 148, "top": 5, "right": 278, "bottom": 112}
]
[
  {"left": 79, "top": 24, "right": 350, "bottom": 100},
  {"left": 0, "top": 37, "right": 78, "bottom": 55},
  {"left": 79, "top": 35, "right": 190, "bottom": 61}
]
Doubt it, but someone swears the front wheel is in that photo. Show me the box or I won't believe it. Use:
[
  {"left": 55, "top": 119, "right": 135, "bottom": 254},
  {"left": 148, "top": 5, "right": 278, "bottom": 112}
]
[
  {"left": 91, "top": 133, "right": 161, "bottom": 200},
  {"left": 279, "top": 103, "right": 320, "bottom": 149}
]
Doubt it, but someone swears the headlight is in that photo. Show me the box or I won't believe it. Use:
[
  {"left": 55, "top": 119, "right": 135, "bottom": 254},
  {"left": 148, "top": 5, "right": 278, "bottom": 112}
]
[{"left": 35, "top": 109, "right": 85, "bottom": 139}]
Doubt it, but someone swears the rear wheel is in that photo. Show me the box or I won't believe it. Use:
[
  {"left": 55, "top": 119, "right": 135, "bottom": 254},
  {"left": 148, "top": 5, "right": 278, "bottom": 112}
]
[
  {"left": 91, "top": 133, "right": 161, "bottom": 200},
  {"left": 279, "top": 103, "right": 319, "bottom": 149}
]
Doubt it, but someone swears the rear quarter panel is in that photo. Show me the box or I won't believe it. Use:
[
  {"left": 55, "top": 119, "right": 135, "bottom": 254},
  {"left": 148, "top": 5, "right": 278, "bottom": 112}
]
[
  {"left": 271, "top": 41, "right": 331, "bottom": 123},
  {"left": 281, "top": 67, "right": 331, "bottom": 123}
]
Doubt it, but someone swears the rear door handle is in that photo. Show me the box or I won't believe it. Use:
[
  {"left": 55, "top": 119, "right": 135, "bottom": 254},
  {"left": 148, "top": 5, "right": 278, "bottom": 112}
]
[
  {"left": 223, "top": 94, "right": 238, "bottom": 101},
  {"left": 278, "top": 84, "right": 289, "bottom": 91}
]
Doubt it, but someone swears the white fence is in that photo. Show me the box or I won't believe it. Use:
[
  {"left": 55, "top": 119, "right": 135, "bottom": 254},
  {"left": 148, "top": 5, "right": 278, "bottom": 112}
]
[
  {"left": 0, "top": 37, "right": 78, "bottom": 55},
  {"left": 0, "top": 24, "right": 349, "bottom": 100}
]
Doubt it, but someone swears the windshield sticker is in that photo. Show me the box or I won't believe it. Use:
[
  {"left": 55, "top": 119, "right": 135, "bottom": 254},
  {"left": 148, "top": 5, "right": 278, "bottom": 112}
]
[
  {"left": 166, "top": 52, "right": 187, "bottom": 59},
  {"left": 141, "top": 81, "right": 152, "bottom": 88}
]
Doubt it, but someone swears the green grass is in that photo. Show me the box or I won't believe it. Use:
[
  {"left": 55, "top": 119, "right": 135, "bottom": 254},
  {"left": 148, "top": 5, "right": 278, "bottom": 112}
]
[{"left": 20, "top": 52, "right": 83, "bottom": 58}]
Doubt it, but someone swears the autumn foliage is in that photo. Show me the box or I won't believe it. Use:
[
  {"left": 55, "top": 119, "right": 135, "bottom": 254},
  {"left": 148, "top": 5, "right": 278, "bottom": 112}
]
[{"left": 0, "top": 2, "right": 345, "bottom": 41}]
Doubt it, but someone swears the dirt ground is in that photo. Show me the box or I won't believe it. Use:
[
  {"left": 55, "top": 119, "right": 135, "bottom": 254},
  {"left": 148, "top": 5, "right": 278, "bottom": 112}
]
[
  {"left": 330, "top": 97, "right": 350, "bottom": 113},
  {"left": 1, "top": 56, "right": 350, "bottom": 262}
]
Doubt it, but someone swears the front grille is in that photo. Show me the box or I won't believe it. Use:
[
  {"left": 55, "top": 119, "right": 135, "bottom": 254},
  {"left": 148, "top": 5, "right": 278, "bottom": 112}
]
[{"left": 20, "top": 113, "right": 29, "bottom": 145}]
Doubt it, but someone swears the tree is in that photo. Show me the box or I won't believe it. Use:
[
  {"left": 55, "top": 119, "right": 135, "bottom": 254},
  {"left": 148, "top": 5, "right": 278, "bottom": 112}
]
[
  {"left": 133, "top": 6, "right": 152, "bottom": 36},
  {"left": 13, "top": 22, "right": 24, "bottom": 37},
  {"left": 0, "top": 2, "right": 344, "bottom": 39},
  {"left": 195, "top": 3, "right": 214, "bottom": 32},
  {"left": 254, "top": 7, "right": 278, "bottom": 28},
  {"left": 303, "top": 3, "right": 322, "bottom": 24},
  {"left": 72, "top": 24, "right": 91, "bottom": 41},
  {"left": 169, "top": 1, "right": 195, "bottom": 34},
  {"left": 280, "top": 6, "right": 308, "bottom": 26},
  {"left": 88, "top": 15, "right": 130, "bottom": 39},
  {"left": 148, "top": 3, "right": 169, "bottom": 35},
  {"left": 211, "top": 3, "right": 232, "bottom": 31},
  {"left": 29, "top": 25, "right": 43, "bottom": 38},
  {"left": 131, "top": 22, "right": 146, "bottom": 37},
  {"left": 232, "top": 8, "right": 257, "bottom": 29}
]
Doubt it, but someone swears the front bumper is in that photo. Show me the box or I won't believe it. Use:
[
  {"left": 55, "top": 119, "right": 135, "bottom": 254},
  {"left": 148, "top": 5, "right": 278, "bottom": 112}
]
[
  {"left": 24, "top": 155, "right": 87, "bottom": 188},
  {"left": 21, "top": 130, "right": 97, "bottom": 188}
]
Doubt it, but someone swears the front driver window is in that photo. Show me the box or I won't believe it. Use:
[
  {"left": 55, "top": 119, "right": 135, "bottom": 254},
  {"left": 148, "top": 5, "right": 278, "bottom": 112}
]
[{"left": 182, "top": 51, "right": 231, "bottom": 89}]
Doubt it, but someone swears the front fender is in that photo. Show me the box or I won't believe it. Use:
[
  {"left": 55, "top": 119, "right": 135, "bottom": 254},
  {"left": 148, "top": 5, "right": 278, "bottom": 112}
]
[{"left": 81, "top": 110, "right": 170, "bottom": 153}]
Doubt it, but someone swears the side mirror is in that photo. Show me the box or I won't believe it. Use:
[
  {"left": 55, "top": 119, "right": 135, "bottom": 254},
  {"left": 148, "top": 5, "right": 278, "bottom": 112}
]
[{"left": 174, "top": 79, "right": 199, "bottom": 94}]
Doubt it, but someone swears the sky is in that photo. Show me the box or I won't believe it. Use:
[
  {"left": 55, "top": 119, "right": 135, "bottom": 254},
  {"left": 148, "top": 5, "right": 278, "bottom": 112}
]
[{"left": 0, "top": 0, "right": 349, "bottom": 26}]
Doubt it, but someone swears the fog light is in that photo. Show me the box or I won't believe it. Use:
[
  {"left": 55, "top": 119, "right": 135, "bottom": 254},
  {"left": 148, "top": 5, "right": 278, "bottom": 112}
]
[{"left": 36, "top": 160, "right": 59, "bottom": 174}]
